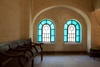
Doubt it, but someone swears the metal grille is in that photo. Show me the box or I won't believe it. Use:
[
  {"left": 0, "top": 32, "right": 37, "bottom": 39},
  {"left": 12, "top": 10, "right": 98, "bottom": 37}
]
[
  {"left": 43, "top": 24, "right": 50, "bottom": 42},
  {"left": 68, "top": 25, "right": 75, "bottom": 42}
]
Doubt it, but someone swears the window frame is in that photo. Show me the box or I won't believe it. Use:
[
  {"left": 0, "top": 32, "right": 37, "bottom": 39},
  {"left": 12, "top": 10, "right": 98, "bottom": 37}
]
[
  {"left": 64, "top": 19, "right": 82, "bottom": 44},
  {"left": 38, "top": 19, "right": 55, "bottom": 43}
]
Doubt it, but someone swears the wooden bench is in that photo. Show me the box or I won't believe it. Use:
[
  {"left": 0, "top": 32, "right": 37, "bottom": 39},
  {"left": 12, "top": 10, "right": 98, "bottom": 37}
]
[
  {"left": 0, "top": 43, "right": 26, "bottom": 67},
  {"left": 89, "top": 46, "right": 100, "bottom": 60},
  {"left": 0, "top": 38, "right": 44, "bottom": 67},
  {"left": 16, "top": 38, "right": 44, "bottom": 67},
  {"left": 23, "top": 38, "right": 43, "bottom": 61}
]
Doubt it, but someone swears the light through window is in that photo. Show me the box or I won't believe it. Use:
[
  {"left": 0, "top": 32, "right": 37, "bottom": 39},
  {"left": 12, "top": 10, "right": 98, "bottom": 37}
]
[
  {"left": 43, "top": 24, "right": 50, "bottom": 42},
  {"left": 64, "top": 19, "right": 81, "bottom": 43},
  {"left": 38, "top": 19, "right": 55, "bottom": 43},
  {"left": 68, "top": 25, "right": 75, "bottom": 42}
]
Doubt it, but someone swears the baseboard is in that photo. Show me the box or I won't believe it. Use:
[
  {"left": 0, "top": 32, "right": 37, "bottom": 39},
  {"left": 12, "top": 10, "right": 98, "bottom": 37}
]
[{"left": 43, "top": 51, "right": 88, "bottom": 55}]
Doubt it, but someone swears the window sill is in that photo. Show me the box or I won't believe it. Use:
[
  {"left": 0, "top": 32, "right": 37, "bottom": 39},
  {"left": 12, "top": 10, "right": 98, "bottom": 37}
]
[
  {"left": 64, "top": 42, "right": 81, "bottom": 45},
  {"left": 38, "top": 42, "right": 55, "bottom": 44}
]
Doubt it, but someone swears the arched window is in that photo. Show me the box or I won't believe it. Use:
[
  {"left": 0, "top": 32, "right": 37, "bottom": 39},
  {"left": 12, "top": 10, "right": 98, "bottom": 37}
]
[
  {"left": 38, "top": 19, "right": 55, "bottom": 43},
  {"left": 64, "top": 19, "right": 82, "bottom": 43}
]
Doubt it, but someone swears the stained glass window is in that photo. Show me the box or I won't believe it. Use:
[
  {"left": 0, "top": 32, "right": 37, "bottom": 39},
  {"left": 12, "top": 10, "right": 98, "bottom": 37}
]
[
  {"left": 38, "top": 19, "right": 55, "bottom": 43},
  {"left": 64, "top": 19, "right": 81, "bottom": 43}
]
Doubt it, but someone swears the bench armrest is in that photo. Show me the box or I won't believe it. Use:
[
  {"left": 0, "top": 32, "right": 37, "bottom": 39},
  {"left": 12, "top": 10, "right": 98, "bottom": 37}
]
[
  {"left": 32, "top": 42, "right": 44, "bottom": 51},
  {"left": 10, "top": 48, "right": 34, "bottom": 56},
  {"left": 0, "top": 51, "right": 25, "bottom": 58}
]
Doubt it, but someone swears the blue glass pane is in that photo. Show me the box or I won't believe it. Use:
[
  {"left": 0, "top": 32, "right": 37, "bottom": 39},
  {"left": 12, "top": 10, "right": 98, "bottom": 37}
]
[
  {"left": 41, "top": 20, "right": 46, "bottom": 25},
  {"left": 72, "top": 21, "right": 77, "bottom": 25},
  {"left": 76, "top": 24, "right": 80, "bottom": 29},
  {"left": 47, "top": 20, "right": 52, "bottom": 25},
  {"left": 76, "top": 36, "right": 80, "bottom": 42},
  {"left": 67, "top": 21, "right": 71, "bottom": 25},
  {"left": 38, "top": 35, "right": 42, "bottom": 42},
  {"left": 51, "top": 36, "right": 54, "bottom": 42},
  {"left": 64, "top": 30, "right": 67, "bottom": 35},
  {"left": 64, "top": 24, "right": 68, "bottom": 29},
  {"left": 76, "top": 30, "right": 80, "bottom": 35},
  {"left": 64, "top": 36, "right": 67, "bottom": 42},
  {"left": 38, "top": 24, "right": 42, "bottom": 29},
  {"left": 51, "top": 24, "right": 54, "bottom": 29},
  {"left": 51, "top": 30, "right": 54, "bottom": 35},
  {"left": 38, "top": 30, "right": 42, "bottom": 35}
]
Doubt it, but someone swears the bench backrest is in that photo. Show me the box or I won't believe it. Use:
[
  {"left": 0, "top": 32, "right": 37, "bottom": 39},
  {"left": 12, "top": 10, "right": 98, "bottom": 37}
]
[
  {"left": 0, "top": 43, "right": 10, "bottom": 63},
  {"left": 0, "top": 43, "right": 9, "bottom": 53},
  {"left": 16, "top": 40, "right": 25, "bottom": 46},
  {"left": 24, "top": 38, "right": 32, "bottom": 45},
  {"left": 8, "top": 42, "right": 18, "bottom": 49}
]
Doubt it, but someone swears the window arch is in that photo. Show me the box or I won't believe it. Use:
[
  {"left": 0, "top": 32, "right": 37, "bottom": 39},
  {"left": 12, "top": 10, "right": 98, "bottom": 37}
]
[
  {"left": 64, "top": 19, "right": 82, "bottom": 43},
  {"left": 38, "top": 19, "right": 55, "bottom": 43}
]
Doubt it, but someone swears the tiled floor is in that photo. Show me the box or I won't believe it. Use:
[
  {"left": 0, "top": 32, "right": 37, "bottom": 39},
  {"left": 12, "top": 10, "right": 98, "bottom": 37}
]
[
  {"left": 34, "top": 55, "right": 100, "bottom": 67},
  {"left": 4, "top": 54, "right": 100, "bottom": 67}
]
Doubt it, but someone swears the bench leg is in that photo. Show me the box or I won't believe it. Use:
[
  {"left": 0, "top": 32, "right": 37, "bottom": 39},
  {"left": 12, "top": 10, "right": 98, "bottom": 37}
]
[
  {"left": 93, "top": 53, "right": 95, "bottom": 60},
  {"left": 0, "top": 64, "right": 3, "bottom": 67},
  {"left": 41, "top": 53, "right": 43, "bottom": 61},
  {"left": 18, "top": 57, "right": 24, "bottom": 67},
  {"left": 31, "top": 59, "right": 34, "bottom": 67}
]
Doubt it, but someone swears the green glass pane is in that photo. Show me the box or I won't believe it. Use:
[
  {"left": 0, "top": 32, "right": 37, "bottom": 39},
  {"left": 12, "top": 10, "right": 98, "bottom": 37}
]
[
  {"left": 51, "top": 36, "right": 54, "bottom": 42},
  {"left": 76, "top": 30, "right": 80, "bottom": 35},
  {"left": 76, "top": 24, "right": 80, "bottom": 29},
  {"left": 72, "top": 20, "right": 77, "bottom": 25},
  {"left": 64, "top": 24, "right": 68, "bottom": 29},
  {"left": 51, "top": 30, "right": 54, "bottom": 35},
  {"left": 76, "top": 36, "right": 80, "bottom": 42},
  {"left": 51, "top": 24, "right": 54, "bottom": 29},
  {"left": 38, "top": 24, "right": 42, "bottom": 29},
  {"left": 38, "top": 30, "right": 42, "bottom": 35},
  {"left": 64, "top": 36, "right": 67, "bottom": 42},
  {"left": 67, "top": 20, "right": 71, "bottom": 25},
  {"left": 38, "top": 35, "right": 42, "bottom": 42},
  {"left": 64, "top": 30, "right": 67, "bottom": 35},
  {"left": 47, "top": 20, "right": 52, "bottom": 25},
  {"left": 41, "top": 20, "right": 46, "bottom": 25}
]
